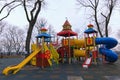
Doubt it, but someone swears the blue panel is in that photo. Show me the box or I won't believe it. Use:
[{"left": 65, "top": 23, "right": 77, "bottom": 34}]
[
  {"left": 36, "top": 33, "right": 51, "bottom": 38},
  {"left": 84, "top": 28, "right": 97, "bottom": 34}
]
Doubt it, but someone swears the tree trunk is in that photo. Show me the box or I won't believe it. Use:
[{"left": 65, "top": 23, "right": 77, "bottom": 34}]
[
  {"left": 25, "top": 22, "right": 34, "bottom": 56},
  {"left": 24, "top": 0, "right": 42, "bottom": 57},
  {"left": 94, "top": 9, "right": 103, "bottom": 37},
  {"left": 105, "top": 24, "right": 108, "bottom": 37}
]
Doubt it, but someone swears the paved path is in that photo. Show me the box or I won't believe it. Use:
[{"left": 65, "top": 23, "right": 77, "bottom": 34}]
[{"left": 0, "top": 57, "right": 120, "bottom": 80}]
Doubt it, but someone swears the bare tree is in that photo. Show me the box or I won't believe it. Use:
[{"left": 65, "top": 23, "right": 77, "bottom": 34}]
[
  {"left": 34, "top": 18, "right": 48, "bottom": 33},
  {"left": 74, "top": 28, "right": 85, "bottom": 38},
  {"left": 22, "top": 0, "right": 45, "bottom": 55},
  {"left": 30, "top": 18, "right": 48, "bottom": 44},
  {"left": 48, "top": 25, "right": 56, "bottom": 42},
  {"left": 1, "top": 25, "right": 25, "bottom": 55},
  {"left": 0, "top": 21, "right": 6, "bottom": 35},
  {"left": 111, "top": 29, "right": 120, "bottom": 51},
  {"left": 76, "top": 0, "right": 120, "bottom": 37},
  {"left": 10, "top": 27, "right": 25, "bottom": 54},
  {"left": 48, "top": 25, "right": 55, "bottom": 35},
  {"left": 116, "top": 29, "right": 120, "bottom": 39},
  {"left": 2, "top": 38, "right": 13, "bottom": 55},
  {"left": 35, "top": 19, "right": 54, "bottom": 36},
  {"left": 0, "top": 0, "right": 22, "bottom": 21},
  {"left": 0, "top": 0, "right": 45, "bottom": 55}
]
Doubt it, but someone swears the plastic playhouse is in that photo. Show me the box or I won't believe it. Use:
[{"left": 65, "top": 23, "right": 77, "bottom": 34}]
[{"left": 2, "top": 19, "right": 118, "bottom": 75}]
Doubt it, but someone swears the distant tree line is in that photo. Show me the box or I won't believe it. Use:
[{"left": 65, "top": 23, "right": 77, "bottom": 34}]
[
  {"left": 0, "top": 22, "right": 25, "bottom": 55},
  {"left": 0, "top": 18, "right": 56, "bottom": 56}
]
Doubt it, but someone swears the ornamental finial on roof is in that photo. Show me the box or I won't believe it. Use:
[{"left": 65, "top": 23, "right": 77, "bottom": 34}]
[
  {"left": 66, "top": 17, "right": 68, "bottom": 20},
  {"left": 62, "top": 18, "right": 72, "bottom": 30}
]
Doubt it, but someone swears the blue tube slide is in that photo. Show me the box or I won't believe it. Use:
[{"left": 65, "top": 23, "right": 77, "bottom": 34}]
[{"left": 95, "top": 37, "right": 118, "bottom": 62}]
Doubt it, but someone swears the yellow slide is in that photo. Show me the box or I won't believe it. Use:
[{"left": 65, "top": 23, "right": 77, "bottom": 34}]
[
  {"left": 49, "top": 43, "right": 59, "bottom": 64},
  {"left": 2, "top": 48, "right": 41, "bottom": 76}
]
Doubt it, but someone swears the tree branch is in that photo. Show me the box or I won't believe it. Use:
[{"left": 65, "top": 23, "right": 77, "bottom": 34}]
[
  {"left": 77, "top": 0, "right": 94, "bottom": 9},
  {"left": 89, "top": 0, "right": 95, "bottom": 8},
  {"left": 101, "top": 13, "right": 107, "bottom": 19},
  {"left": 0, "top": 3, "right": 22, "bottom": 21},
  {"left": 23, "top": 0, "right": 30, "bottom": 22},
  {"left": 34, "top": 0, "right": 42, "bottom": 20},
  {"left": 30, "top": 1, "right": 38, "bottom": 20},
  {"left": 0, "top": 0, "right": 16, "bottom": 14}
]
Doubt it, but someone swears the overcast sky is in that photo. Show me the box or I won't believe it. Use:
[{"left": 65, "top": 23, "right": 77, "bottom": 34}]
[{"left": 4, "top": 0, "right": 120, "bottom": 38}]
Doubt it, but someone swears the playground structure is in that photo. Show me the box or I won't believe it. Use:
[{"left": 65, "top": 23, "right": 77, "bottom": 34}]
[
  {"left": 57, "top": 20, "right": 118, "bottom": 67},
  {"left": 2, "top": 19, "right": 118, "bottom": 75},
  {"left": 2, "top": 26, "right": 59, "bottom": 75}
]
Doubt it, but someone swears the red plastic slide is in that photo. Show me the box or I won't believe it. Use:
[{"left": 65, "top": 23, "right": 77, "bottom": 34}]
[{"left": 82, "top": 57, "right": 92, "bottom": 68}]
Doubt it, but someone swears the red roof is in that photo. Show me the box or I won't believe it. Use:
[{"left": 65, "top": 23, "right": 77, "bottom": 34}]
[
  {"left": 40, "top": 28, "right": 47, "bottom": 31},
  {"left": 57, "top": 30, "right": 78, "bottom": 37},
  {"left": 87, "top": 24, "right": 93, "bottom": 28},
  {"left": 63, "top": 20, "right": 71, "bottom": 26}
]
